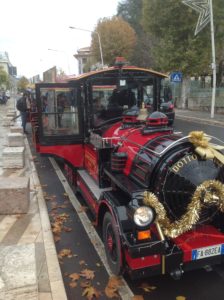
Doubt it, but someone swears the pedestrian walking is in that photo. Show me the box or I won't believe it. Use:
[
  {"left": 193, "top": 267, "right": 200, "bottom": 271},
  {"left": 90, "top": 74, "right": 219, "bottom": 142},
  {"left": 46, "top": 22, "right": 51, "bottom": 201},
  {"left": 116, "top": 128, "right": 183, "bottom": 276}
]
[{"left": 16, "top": 92, "right": 31, "bottom": 134}]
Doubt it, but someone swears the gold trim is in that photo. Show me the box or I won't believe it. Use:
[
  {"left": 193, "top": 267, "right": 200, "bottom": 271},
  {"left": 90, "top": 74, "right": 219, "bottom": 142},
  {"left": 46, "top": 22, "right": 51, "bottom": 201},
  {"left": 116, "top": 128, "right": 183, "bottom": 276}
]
[
  {"left": 69, "top": 66, "right": 168, "bottom": 82},
  {"left": 155, "top": 221, "right": 165, "bottom": 241},
  {"left": 162, "top": 255, "right": 166, "bottom": 275}
]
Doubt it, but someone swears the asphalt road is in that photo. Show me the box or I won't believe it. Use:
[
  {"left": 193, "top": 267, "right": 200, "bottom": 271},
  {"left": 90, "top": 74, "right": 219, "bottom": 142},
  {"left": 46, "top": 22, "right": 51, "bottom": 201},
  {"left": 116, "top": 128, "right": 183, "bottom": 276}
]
[
  {"left": 29, "top": 118, "right": 224, "bottom": 300},
  {"left": 174, "top": 118, "right": 223, "bottom": 140}
]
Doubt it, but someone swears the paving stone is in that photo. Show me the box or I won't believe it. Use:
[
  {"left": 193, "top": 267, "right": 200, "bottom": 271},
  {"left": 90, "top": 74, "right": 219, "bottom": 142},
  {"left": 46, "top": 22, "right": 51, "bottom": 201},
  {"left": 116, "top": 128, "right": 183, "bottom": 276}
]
[
  {"left": 6, "top": 112, "right": 16, "bottom": 119},
  {"left": 0, "top": 244, "right": 37, "bottom": 292},
  {"left": 2, "top": 146, "right": 25, "bottom": 168},
  {"left": 10, "top": 126, "right": 23, "bottom": 134},
  {"left": 0, "top": 177, "right": 30, "bottom": 214},
  {"left": 8, "top": 133, "right": 24, "bottom": 147},
  {"left": 0, "top": 285, "right": 38, "bottom": 300},
  {"left": 2, "top": 117, "right": 13, "bottom": 127}
]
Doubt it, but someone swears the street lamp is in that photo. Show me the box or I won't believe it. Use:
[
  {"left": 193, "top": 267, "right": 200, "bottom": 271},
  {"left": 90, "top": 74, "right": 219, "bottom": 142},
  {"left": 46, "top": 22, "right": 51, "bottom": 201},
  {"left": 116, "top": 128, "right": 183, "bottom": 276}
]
[
  {"left": 69, "top": 26, "right": 104, "bottom": 68},
  {"left": 47, "top": 48, "right": 71, "bottom": 74}
]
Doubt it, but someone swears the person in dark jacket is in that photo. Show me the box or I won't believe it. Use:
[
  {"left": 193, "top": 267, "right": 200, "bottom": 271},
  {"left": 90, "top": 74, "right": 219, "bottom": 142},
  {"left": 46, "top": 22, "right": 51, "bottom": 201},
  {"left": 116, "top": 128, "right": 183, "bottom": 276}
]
[{"left": 16, "top": 92, "right": 30, "bottom": 134}]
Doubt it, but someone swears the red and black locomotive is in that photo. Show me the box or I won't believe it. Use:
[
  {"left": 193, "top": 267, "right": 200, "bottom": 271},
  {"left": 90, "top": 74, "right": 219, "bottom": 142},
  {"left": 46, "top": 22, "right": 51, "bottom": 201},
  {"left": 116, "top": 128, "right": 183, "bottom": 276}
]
[{"left": 32, "top": 61, "right": 224, "bottom": 279}]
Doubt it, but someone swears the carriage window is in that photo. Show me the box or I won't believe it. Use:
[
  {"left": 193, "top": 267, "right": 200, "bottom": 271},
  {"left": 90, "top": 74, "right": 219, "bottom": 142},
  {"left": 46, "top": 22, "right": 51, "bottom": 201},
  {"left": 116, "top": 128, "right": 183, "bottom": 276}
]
[
  {"left": 92, "top": 85, "right": 138, "bottom": 127},
  {"left": 143, "top": 85, "right": 154, "bottom": 110},
  {"left": 40, "top": 88, "right": 79, "bottom": 136}
]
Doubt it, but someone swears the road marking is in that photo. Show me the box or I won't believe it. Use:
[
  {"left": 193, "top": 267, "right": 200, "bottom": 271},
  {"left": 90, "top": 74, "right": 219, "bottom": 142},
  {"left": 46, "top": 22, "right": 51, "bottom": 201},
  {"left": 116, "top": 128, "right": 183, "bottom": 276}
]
[{"left": 49, "top": 157, "right": 134, "bottom": 300}]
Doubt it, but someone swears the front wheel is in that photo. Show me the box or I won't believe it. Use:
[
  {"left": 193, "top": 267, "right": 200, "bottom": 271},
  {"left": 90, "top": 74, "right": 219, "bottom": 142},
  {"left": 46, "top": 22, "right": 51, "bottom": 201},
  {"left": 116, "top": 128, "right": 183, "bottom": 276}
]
[{"left": 103, "top": 212, "right": 123, "bottom": 275}]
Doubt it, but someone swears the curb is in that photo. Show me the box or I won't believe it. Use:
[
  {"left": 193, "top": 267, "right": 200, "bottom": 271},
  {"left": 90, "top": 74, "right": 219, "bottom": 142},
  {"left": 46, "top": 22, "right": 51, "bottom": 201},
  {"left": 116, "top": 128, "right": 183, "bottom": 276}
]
[{"left": 24, "top": 138, "right": 67, "bottom": 300}]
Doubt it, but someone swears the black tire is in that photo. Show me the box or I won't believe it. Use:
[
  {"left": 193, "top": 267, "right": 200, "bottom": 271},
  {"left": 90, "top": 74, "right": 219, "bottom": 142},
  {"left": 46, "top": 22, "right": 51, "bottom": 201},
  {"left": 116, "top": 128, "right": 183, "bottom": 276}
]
[{"left": 103, "top": 212, "right": 123, "bottom": 275}]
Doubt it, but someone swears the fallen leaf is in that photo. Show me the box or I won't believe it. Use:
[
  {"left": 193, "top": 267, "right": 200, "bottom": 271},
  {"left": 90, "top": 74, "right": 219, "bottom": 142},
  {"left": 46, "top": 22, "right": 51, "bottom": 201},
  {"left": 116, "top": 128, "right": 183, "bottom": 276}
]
[
  {"left": 60, "top": 204, "right": 67, "bottom": 208},
  {"left": 52, "top": 223, "right": 62, "bottom": 235},
  {"left": 139, "top": 282, "right": 156, "bottom": 293},
  {"left": 58, "top": 248, "right": 73, "bottom": 259},
  {"left": 82, "top": 285, "right": 100, "bottom": 300},
  {"left": 45, "top": 195, "right": 56, "bottom": 201},
  {"left": 33, "top": 184, "right": 40, "bottom": 189},
  {"left": 105, "top": 276, "right": 123, "bottom": 299},
  {"left": 64, "top": 226, "right": 72, "bottom": 232},
  {"left": 51, "top": 204, "right": 67, "bottom": 210},
  {"left": 69, "top": 281, "right": 77, "bottom": 288},
  {"left": 69, "top": 273, "right": 80, "bottom": 281},
  {"left": 78, "top": 205, "right": 88, "bottom": 213},
  {"left": 91, "top": 221, "right": 97, "bottom": 227},
  {"left": 51, "top": 203, "right": 58, "bottom": 210},
  {"left": 105, "top": 286, "right": 119, "bottom": 299},
  {"left": 107, "top": 276, "right": 123, "bottom": 289},
  {"left": 80, "top": 269, "right": 95, "bottom": 280},
  {"left": 54, "top": 235, "right": 61, "bottom": 242},
  {"left": 57, "top": 213, "right": 70, "bottom": 221},
  {"left": 80, "top": 280, "right": 90, "bottom": 288},
  {"left": 132, "top": 296, "right": 144, "bottom": 300}
]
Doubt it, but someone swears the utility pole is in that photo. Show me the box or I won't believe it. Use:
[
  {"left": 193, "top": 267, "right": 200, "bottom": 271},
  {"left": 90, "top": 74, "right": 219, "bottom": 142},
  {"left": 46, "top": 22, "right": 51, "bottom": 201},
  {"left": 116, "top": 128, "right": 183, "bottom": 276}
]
[
  {"left": 209, "top": 0, "right": 216, "bottom": 118},
  {"left": 69, "top": 26, "right": 104, "bottom": 68}
]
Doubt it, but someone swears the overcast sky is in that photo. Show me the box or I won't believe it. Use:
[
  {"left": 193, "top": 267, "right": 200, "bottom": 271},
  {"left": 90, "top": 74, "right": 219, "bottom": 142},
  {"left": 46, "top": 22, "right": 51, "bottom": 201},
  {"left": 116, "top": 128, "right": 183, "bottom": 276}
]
[{"left": 1, "top": 0, "right": 119, "bottom": 78}]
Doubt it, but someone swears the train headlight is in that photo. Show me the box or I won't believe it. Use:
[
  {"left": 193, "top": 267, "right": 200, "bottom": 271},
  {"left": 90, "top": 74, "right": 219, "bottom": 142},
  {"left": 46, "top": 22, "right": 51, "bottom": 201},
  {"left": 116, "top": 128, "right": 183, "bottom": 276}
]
[{"left": 133, "top": 206, "right": 154, "bottom": 227}]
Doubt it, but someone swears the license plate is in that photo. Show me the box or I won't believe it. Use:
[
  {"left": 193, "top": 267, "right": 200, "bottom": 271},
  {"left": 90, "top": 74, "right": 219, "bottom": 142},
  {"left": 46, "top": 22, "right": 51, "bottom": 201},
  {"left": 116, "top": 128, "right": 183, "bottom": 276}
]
[{"left": 192, "top": 244, "right": 224, "bottom": 260}]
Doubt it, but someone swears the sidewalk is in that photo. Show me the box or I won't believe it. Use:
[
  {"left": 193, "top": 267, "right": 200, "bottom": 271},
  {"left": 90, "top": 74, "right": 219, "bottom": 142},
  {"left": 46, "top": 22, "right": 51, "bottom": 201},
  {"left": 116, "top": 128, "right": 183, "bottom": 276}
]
[
  {"left": 175, "top": 108, "right": 224, "bottom": 126},
  {"left": 0, "top": 98, "right": 67, "bottom": 300}
]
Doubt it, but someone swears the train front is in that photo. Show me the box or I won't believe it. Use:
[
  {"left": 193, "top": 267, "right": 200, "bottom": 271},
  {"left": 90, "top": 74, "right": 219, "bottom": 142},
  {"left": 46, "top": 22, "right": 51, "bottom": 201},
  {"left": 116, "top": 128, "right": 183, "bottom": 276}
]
[{"left": 102, "top": 112, "right": 224, "bottom": 279}]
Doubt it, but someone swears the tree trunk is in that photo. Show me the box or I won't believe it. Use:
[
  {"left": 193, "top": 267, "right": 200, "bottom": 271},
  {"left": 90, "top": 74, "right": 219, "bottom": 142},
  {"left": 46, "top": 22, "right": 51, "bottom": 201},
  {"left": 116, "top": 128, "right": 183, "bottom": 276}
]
[{"left": 180, "top": 76, "right": 190, "bottom": 109}]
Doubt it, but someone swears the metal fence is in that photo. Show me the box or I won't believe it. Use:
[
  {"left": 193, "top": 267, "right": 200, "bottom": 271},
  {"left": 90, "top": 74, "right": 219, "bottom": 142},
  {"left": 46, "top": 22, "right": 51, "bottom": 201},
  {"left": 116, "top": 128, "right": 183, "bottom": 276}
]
[{"left": 171, "top": 80, "right": 224, "bottom": 113}]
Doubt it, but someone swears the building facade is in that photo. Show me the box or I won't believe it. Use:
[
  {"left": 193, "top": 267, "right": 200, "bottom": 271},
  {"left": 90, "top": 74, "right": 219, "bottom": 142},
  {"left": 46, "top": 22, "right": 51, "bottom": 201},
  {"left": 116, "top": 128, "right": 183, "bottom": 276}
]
[
  {"left": 74, "top": 47, "right": 93, "bottom": 74},
  {"left": 0, "top": 52, "right": 17, "bottom": 77},
  {"left": 0, "top": 51, "right": 17, "bottom": 91}
]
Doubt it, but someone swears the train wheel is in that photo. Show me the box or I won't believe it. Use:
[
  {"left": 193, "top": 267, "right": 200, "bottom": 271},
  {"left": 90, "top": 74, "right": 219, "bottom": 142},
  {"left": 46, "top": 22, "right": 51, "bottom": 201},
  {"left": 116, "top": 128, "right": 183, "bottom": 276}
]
[{"left": 103, "top": 212, "right": 123, "bottom": 275}]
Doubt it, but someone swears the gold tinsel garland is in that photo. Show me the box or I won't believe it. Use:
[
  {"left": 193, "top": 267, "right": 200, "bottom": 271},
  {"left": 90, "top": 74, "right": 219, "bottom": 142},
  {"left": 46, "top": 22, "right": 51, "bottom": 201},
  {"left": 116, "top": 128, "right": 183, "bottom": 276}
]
[{"left": 143, "top": 180, "right": 224, "bottom": 238}]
